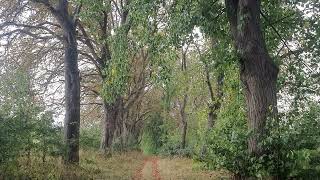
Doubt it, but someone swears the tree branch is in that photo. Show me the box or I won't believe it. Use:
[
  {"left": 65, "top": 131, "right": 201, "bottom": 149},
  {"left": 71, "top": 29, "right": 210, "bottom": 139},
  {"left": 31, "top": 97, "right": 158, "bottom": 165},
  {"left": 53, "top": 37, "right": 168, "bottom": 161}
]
[{"left": 260, "top": 10, "right": 313, "bottom": 72}]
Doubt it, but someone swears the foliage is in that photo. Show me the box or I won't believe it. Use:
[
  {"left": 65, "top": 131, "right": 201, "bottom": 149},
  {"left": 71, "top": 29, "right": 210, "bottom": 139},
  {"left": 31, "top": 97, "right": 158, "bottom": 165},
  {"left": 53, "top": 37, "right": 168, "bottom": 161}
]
[
  {"left": 0, "top": 114, "right": 25, "bottom": 169},
  {"left": 140, "top": 113, "right": 165, "bottom": 155},
  {"left": 102, "top": 27, "right": 131, "bottom": 103},
  {"left": 195, "top": 59, "right": 320, "bottom": 178},
  {"left": 262, "top": 103, "right": 320, "bottom": 178},
  {"left": 80, "top": 124, "right": 102, "bottom": 150},
  {"left": 0, "top": 69, "right": 62, "bottom": 174},
  {"left": 196, "top": 65, "right": 251, "bottom": 175},
  {"left": 200, "top": 100, "right": 320, "bottom": 178},
  {"left": 0, "top": 0, "right": 319, "bottom": 179}
]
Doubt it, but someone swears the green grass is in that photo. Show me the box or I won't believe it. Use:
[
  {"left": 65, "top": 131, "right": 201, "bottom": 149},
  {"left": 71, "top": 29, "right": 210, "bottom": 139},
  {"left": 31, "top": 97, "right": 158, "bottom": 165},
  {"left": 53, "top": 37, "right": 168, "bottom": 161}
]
[
  {"left": 1, "top": 151, "right": 229, "bottom": 179},
  {"left": 157, "top": 157, "right": 229, "bottom": 180},
  {"left": 1, "top": 150, "right": 144, "bottom": 180}
]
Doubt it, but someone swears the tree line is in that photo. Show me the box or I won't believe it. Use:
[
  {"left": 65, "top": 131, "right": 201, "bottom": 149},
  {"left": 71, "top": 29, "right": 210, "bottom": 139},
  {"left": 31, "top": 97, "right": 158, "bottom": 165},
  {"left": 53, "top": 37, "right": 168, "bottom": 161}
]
[{"left": 0, "top": 0, "right": 319, "bottom": 179}]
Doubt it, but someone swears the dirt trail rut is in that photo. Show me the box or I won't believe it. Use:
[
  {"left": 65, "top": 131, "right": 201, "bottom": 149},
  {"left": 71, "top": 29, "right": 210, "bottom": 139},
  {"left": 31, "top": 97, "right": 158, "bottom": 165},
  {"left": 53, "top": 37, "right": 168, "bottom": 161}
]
[{"left": 133, "top": 157, "right": 160, "bottom": 180}]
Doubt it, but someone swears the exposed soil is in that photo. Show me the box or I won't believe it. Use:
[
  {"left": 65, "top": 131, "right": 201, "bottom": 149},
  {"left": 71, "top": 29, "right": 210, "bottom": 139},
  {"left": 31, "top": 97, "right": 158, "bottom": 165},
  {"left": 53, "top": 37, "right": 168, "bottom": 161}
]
[{"left": 133, "top": 156, "right": 161, "bottom": 180}]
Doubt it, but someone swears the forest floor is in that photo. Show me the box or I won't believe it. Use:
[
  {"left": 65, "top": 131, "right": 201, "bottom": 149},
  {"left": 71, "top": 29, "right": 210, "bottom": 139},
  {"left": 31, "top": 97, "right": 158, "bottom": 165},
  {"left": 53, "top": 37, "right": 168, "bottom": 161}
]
[{"left": 8, "top": 150, "right": 229, "bottom": 179}]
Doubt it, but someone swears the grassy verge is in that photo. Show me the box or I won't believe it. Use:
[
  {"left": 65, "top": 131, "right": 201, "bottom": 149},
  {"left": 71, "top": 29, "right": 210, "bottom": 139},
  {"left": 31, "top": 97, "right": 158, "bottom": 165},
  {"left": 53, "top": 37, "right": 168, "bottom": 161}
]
[
  {"left": 158, "top": 157, "right": 230, "bottom": 180},
  {"left": 1, "top": 151, "right": 229, "bottom": 179},
  {"left": 1, "top": 150, "right": 144, "bottom": 180}
]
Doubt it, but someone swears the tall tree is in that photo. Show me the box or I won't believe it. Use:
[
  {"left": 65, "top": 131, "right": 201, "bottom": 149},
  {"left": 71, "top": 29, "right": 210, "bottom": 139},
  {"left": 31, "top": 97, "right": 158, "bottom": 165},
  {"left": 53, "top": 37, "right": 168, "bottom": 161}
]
[
  {"left": 33, "top": 0, "right": 81, "bottom": 164},
  {"left": 225, "top": 0, "right": 279, "bottom": 156},
  {"left": 75, "top": 0, "right": 131, "bottom": 154}
]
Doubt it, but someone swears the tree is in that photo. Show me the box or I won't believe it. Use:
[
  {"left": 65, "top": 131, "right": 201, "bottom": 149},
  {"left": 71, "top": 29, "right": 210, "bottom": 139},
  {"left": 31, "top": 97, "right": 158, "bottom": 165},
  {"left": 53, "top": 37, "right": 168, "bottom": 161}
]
[
  {"left": 196, "top": 40, "right": 225, "bottom": 130},
  {"left": 32, "top": 0, "right": 81, "bottom": 164},
  {"left": 75, "top": 0, "right": 132, "bottom": 154},
  {"left": 179, "top": 48, "right": 189, "bottom": 149},
  {"left": 225, "top": 0, "right": 279, "bottom": 158}
]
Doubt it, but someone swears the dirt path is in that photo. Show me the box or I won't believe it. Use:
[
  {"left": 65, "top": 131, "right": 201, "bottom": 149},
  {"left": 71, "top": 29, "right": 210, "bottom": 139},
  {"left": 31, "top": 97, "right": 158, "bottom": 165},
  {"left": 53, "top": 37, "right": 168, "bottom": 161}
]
[
  {"left": 133, "top": 156, "right": 161, "bottom": 180},
  {"left": 133, "top": 155, "right": 229, "bottom": 180}
]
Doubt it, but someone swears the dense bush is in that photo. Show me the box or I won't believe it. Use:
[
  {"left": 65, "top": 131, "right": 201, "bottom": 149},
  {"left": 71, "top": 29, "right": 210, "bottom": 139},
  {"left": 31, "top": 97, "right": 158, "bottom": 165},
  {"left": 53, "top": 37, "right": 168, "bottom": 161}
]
[
  {"left": 196, "top": 89, "right": 252, "bottom": 177},
  {"left": 0, "top": 70, "right": 62, "bottom": 175},
  {"left": 263, "top": 103, "right": 320, "bottom": 178},
  {"left": 199, "top": 102, "right": 320, "bottom": 179},
  {"left": 159, "top": 129, "right": 194, "bottom": 157},
  {"left": 0, "top": 114, "right": 25, "bottom": 168}
]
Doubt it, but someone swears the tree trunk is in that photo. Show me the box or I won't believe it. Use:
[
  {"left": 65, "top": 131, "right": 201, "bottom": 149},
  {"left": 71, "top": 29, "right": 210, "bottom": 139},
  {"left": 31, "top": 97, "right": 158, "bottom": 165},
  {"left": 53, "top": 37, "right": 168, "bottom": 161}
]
[
  {"left": 50, "top": 2, "right": 81, "bottom": 164},
  {"left": 181, "top": 121, "right": 187, "bottom": 149},
  {"left": 207, "top": 107, "right": 214, "bottom": 129},
  {"left": 32, "top": 0, "right": 81, "bottom": 164},
  {"left": 62, "top": 24, "right": 80, "bottom": 164},
  {"left": 205, "top": 62, "right": 224, "bottom": 129},
  {"left": 180, "top": 94, "right": 188, "bottom": 149},
  {"left": 179, "top": 48, "right": 189, "bottom": 149},
  {"left": 100, "top": 98, "right": 122, "bottom": 154},
  {"left": 225, "top": 0, "right": 278, "bottom": 155}
]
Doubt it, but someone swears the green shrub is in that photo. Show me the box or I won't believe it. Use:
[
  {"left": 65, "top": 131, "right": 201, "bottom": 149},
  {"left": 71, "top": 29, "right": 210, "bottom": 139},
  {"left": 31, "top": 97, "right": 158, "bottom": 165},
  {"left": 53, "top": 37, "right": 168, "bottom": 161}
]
[
  {"left": 199, "top": 102, "right": 320, "bottom": 178},
  {"left": 140, "top": 113, "right": 165, "bottom": 155},
  {"left": 0, "top": 70, "right": 63, "bottom": 175},
  {"left": 199, "top": 102, "right": 252, "bottom": 177},
  {"left": 262, "top": 103, "right": 320, "bottom": 178},
  {"left": 80, "top": 124, "right": 101, "bottom": 150},
  {"left": 0, "top": 115, "right": 25, "bottom": 167}
]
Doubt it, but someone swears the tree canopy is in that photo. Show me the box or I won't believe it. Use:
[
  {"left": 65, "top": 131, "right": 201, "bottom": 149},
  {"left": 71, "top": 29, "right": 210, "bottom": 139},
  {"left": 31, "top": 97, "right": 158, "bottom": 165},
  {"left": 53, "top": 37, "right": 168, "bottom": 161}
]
[{"left": 0, "top": 0, "right": 319, "bottom": 179}]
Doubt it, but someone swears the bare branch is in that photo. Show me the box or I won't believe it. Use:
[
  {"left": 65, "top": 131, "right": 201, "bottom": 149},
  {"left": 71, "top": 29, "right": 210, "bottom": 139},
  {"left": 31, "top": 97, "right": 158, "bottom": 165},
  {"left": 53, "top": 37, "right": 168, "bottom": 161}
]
[{"left": 0, "top": 21, "right": 63, "bottom": 40}]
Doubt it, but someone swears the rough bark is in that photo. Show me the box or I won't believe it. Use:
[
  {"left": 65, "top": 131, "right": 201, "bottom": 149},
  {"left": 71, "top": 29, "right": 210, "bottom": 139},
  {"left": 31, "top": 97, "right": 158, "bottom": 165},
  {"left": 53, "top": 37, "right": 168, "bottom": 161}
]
[
  {"left": 96, "top": 1, "right": 130, "bottom": 154},
  {"left": 100, "top": 98, "right": 122, "bottom": 154},
  {"left": 17, "top": 0, "right": 81, "bottom": 164},
  {"left": 37, "top": 0, "right": 82, "bottom": 164},
  {"left": 62, "top": 21, "right": 80, "bottom": 163},
  {"left": 225, "top": 0, "right": 279, "bottom": 155},
  {"left": 62, "top": 22, "right": 80, "bottom": 164}
]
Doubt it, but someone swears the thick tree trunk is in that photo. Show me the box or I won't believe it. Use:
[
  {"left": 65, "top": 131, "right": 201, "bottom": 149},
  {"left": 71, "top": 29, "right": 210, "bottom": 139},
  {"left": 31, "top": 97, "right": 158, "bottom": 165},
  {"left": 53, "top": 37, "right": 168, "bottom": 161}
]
[
  {"left": 45, "top": 1, "right": 82, "bottom": 164},
  {"left": 100, "top": 98, "right": 122, "bottom": 154},
  {"left": 33, "top": 0, "right": 81, "bottom": 164},
  {"left": 225, "top": 0, "right": 278, "bottom": 155},
  {"left": 100, "top": 100, "right": 116, "bottom": 154},
  {"left": 62, "top": 23, "right": 80, "bottom": 164}
]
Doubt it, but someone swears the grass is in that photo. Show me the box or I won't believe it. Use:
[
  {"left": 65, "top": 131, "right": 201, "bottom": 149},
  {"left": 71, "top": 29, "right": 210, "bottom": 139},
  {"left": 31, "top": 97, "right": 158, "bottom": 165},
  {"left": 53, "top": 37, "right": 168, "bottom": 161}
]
[
  {"left": 157, "top": 157, "right": 229, "bottom": 180},
  {"left": 1, "top": 150, "right": 144, "bottom": 180},
  {"left": 1, "top": 150, "right": 229, "bottom": 180},
  {"left": 79, "top": 150, "right": 144, "bottom": 179}
]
